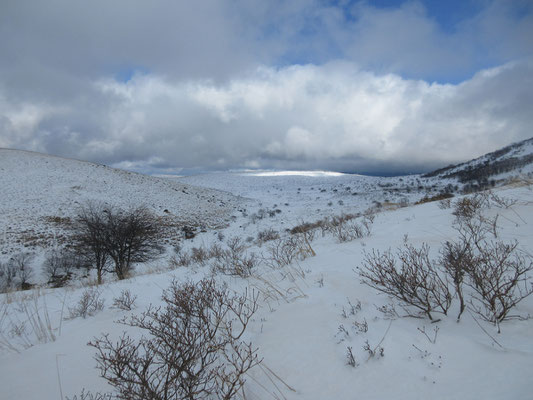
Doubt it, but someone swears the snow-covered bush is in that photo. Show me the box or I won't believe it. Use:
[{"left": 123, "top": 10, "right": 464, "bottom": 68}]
[{"left": 89, "top": 279, "right": 261, "bottom": 400}]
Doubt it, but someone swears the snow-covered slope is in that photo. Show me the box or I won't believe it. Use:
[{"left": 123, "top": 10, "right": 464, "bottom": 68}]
[
  {"left": 424, "top": 136, "right": 533, "bottom": 184},
  {"left": 1, "top": 144, "right": 532, "bottom": 400},
  {"left": 0, "top": 149, "right": 244, "bottom": 257},
  {"left": 1, "top": 183, "right": 532, "bottom": 400}
]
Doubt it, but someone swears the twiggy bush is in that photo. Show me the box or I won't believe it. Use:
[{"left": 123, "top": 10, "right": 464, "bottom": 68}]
[
  {"left": 212, "top": 238, "right": 258, "bottom": 278},
  {"left": 440, "top": 241, "right": 473, "bottom": 321},
  {"left": 191, "top": 246, "right": 209, "bottom": 266},
  {"left": 326, "top": 214, "right": 373, "bottom": 243},
  {"left": 68, "top": 287, "right": 105, "bottom": 319},
  {"left": 359, "top": 243, "right": 451, "bottom": 320},
  {"left": 256, "top": 228, "right": 280, "bottom": 245},
  {"left": 450, "top": 193, "right": 533, "bottom": 328},
  {"left": 264, "top": 235, "right": 315, "bottom": 269},
  {"left": 112, "top": 289, "right": 137, "bottom": 311},
  {"left": 465, "top": 240, "right": 533, "bottom": 329},
  {"left": 89, "top": 279, "right": 261, "bottom": 400},
  {"left": 66, "top": 389, "right": 114, "bottom": 400}
]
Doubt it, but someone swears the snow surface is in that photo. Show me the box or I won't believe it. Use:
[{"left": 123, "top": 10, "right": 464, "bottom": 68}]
[
  {"left": 0, "top": 148, "right": 244, "bottom": 259},
  {"left": 1, "top": 150, "right": 533, "bottom": 400}
]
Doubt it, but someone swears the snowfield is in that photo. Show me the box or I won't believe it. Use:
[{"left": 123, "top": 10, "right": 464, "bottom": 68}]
[
  {"left": 1, "top": 149, "right": 533, "bottom": 400},
  {"left": 0, "top": 148, "right": 245, "bottom": 259}
]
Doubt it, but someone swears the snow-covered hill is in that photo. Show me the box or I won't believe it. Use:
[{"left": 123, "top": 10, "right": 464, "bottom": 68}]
[
  {"left": 0, "top": 148, "right": 245, "bottom": 257},
  {"left": 424, "top": 136, "right": 533, "bottom": 186}
]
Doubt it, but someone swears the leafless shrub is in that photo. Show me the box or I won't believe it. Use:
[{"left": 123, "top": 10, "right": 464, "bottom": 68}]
[
  {"left": 353, "top": 318, "right": 368, "bottom": 334},
  {"left": 417, "top": 325, "right": 439, "bottom": 344},
  {"left": 191, "top": 246, "right": 209, "bottom": 266},
  {"left": 440, "top": 240, "right": 473, "bottom": 321},
  {"left": 8, "top": 252, "right": 34, "bottom": 290},
  {"left": 171, "top": 251, "right": 192, "bottom": 268},
  {"left": 359, "top": 243, "right": 452, "bottom": 320},
  {"left": 466, "top": 241, "right": 533, "bottom": 330},
  {"left": 256, "top": 228, "right": 280, "bottom": 245},
  {"left": 264, "top": 235, "right": 314, "bottom": 269},
  {"left": 346, "top": 346, "right": 358, "bottom": 367},
  {"left": 326, "top": 214, "right": 373, "bottom": 243},
  {"left": 363, "top": 340, "right": 384, "bottom": 359},
  {"left": 489, "top": 192, "right": 517, "bottom": 209},
  {"left": 208, "top": 243, "right": 224, "bottom": 260},
  {"left": 452, "top": 194, "right": 488, "bottom": 220},
  {"left": 438, "top": 198, "right": 452, "bottom": 209},
  {"left": 210, "top": 237, "right": 258, "bottom": 277},
  {"left": 374, "top": 303, "right": 399, "bottom": 320},
  {"left": 450, "top": 194, "right": 533, "bottom": 328},
  {"left": 68, "top": 288, "right": 105, "bottom": 319},
  {"left": 112, "top": 290, "right": 137, "bottom": 311},
  {"left": 89, "top": 279, "right": 261, "bottom": 400},
  {"left": 289, "top": 220, "right": 326, "bottom": 235},
  {"left": 66, "top": 389, "right": 114, "bottom": 400}
]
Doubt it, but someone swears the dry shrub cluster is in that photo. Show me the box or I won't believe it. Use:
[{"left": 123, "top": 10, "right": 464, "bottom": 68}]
[
  {"left": 212, "top": 238, "right": 258, "bottom": 278},
  {"left": 89, "top": 279, "right": 261, "bottom": 400},
  {"left": 171, "top": 238, "right": 258, "bottom": 278},
  {"left": 264, "top": 233, "right": 315, "bottom": 269},
  {"left": 289, "top": 212, "right": 374, "bottom": 244},
  {"left": 68, "top": 287, "right": 105, "bottom": 319},
  {"left": 112, "top": 289, "right": 137, "bottom": 311},
  {"left": 359, "top": 243, "right": 451, "bottom": 320},
  {"left": 256, "top": 228, "right": 280, "bottom": 245},
  {"left": 360, "top": 193, "right": 533, "bottom": 330}
]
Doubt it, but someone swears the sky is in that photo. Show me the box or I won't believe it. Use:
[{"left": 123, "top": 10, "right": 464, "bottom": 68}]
[{"left": 0, "top": 0, "right": 532, "bottom": 175}]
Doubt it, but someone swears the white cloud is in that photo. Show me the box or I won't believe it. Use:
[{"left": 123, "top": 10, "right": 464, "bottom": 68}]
[{"left": 2, "top": 60, "right": 531, "bottom": 174}]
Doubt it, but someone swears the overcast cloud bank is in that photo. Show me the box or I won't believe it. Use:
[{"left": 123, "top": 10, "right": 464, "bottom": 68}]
[{"left": 1, "top": 0, "right": 532, "bottom": 174}]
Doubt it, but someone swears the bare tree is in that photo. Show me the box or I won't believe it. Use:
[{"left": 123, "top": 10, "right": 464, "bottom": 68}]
[
  {"left": 74, "top": 204, "right": 163, "bottom": 281},
  {"left": 73, "top": 204, "right": 112, "bottom": 284},
  {"left": 102, "top": 206, "right": 163, "bottom": 279}
]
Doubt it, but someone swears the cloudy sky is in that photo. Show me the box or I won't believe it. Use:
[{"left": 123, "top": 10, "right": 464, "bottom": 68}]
[{"left": 1, "top": 0, "right": 532, "bottom": 175}]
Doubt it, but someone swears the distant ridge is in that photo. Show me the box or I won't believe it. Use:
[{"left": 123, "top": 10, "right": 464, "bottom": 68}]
[{"left": 423, "top": 137, "right": 533, "bottom": 184}]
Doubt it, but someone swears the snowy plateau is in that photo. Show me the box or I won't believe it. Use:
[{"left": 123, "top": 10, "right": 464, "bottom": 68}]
[{"left": 1, "top": 139, "right": 533, "bottom": 400}]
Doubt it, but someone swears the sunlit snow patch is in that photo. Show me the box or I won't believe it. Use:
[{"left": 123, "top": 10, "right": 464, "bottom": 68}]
[{"left": 243, "top": 170, "right": 346, "bottom": 177}]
